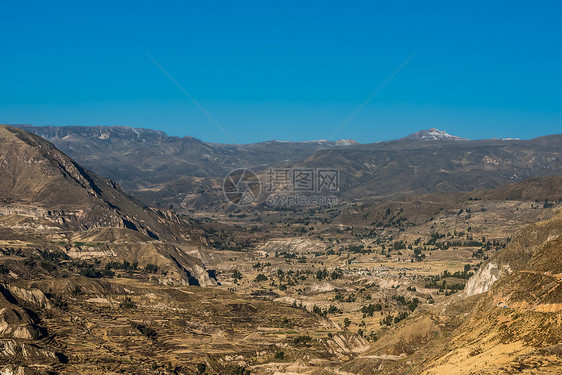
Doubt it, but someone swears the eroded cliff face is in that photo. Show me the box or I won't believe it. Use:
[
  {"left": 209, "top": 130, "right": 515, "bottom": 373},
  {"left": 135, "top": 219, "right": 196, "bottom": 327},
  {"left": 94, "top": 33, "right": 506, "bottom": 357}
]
[
  {"left": 461, "top": 262, "right": 511, "bottom": 298},
  {"left": 422, "top": 240, "right": 562, "bottom": 374}
]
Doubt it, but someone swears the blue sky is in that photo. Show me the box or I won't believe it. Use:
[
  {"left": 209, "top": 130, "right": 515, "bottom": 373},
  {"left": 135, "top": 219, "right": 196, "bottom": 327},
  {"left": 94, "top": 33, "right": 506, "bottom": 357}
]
[{"left": 1, "top": 1, "right": 561, "bottom": 143}]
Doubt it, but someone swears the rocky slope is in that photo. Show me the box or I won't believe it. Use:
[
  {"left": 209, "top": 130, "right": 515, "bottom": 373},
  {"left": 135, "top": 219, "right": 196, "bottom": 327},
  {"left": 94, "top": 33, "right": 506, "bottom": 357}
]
[
  {"left": 421, "top": 212, "right": 562, "bottom": 374},
  {"left": 477, "top": 174, "right": 562, "bottom": 201},
  {"left": 331, "top": 210, "right": 562, "bottom": 374},
  {"left": 464, "top": 209, "right": 562, "bottom": 298},
  {"left": 337, "top": 173, "right": 562, "bottom": 230}
]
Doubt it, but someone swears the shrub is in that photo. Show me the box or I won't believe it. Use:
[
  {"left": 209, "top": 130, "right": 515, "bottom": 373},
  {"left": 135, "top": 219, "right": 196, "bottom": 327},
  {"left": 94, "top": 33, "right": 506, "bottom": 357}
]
[
  {"left": 130, "top": 322, "right": 156, "bottom": 340},
  {"left": 144, "top": 263, "right": 158, "bottom": 273},
  {"left": 79, "top": 268, "right": 102, "bottom": 278},
  {"left": 196, "top": 363, "right": 207, "bottom": 374},
  {"left": 293, "top": 335, "right": 312, "bottom": 347},
  {"left": 229, "top": 365, "right": 250, "bottom": 375},
  {"left": 70, "top": 285, "right": 83, "bottom": 297},
  {"left": 120, "top": 297, "right": 137, "bottom": 309}
]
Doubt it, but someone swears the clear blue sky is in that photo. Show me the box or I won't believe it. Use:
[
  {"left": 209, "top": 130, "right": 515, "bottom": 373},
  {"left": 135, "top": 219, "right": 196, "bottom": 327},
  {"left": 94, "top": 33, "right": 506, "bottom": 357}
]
[{"left": 1, "top": 1, "right": 561, "bottom": 143}]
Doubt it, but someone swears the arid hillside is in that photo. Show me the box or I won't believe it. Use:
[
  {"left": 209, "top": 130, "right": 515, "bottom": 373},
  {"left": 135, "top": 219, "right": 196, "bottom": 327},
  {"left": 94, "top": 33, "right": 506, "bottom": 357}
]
[{"left": 0, "top": 125, "right": 189, "bottom": 241}]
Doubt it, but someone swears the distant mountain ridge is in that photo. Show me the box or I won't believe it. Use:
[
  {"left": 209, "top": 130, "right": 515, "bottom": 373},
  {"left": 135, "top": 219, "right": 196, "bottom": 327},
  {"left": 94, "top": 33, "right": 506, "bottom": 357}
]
[
  {"left": 15, "top": 124, "right": 358, "bottom": 146},
  {"left": 11, "top": 124, "right": 364, "bottom": 209},
  {"left": 13, "top": 124, "right": 359, "bottom": 183},
  {"left": 9, "top": 124, "right": 562, "bottom": 210}
]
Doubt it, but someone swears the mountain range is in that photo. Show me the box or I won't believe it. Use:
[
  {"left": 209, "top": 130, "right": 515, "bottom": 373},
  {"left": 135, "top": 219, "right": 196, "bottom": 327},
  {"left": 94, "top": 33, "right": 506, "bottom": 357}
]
[{"left": 12, "top": 124, "right": 561, "bottom": 211}]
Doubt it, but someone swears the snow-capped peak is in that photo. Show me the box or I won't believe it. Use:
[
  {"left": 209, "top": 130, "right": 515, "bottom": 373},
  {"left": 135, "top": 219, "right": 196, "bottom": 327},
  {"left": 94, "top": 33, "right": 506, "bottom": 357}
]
[{"left": 401, "top": 128, "right": 468, "bottom": 141}]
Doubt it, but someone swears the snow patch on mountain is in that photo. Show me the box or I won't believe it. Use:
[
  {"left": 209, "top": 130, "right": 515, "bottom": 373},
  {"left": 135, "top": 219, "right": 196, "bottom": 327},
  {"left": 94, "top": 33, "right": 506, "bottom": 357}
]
[{"left": 263, "top": 139, "right": 359, "bottom": 146}]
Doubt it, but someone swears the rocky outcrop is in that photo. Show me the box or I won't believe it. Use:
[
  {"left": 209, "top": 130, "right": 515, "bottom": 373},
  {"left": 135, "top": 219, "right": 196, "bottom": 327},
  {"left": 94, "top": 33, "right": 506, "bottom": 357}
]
[
  {"left": 0, "top": 342, "right": 58, "bottom": 374},
  {"left": 1, "top": 285, "right": 52, "bottom": 310},
  {"left": 0, "top": 307, "right": 36, "bottom": 340},
  {"left": 0, "top": 365, "right": 27, "bottom": 375},
  {"left": 326, "top": 332, "right": 370, "bottom": 355},
  {"left": 0, "top": 285, "right": 46, "bottom": 345}
]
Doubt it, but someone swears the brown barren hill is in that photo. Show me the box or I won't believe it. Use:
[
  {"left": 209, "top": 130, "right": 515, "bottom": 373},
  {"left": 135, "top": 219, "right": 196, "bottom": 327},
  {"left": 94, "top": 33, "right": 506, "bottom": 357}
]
[{"left": 0, "top": 124, "right": 183, "bottom": 241}]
